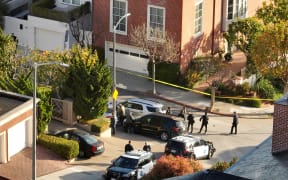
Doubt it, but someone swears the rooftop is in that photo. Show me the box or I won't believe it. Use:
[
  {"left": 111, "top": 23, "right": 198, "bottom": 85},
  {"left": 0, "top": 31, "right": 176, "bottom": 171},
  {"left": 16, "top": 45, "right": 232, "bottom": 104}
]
[
  {"left": 0, "top": 91, "right": 29, "bottom": 117},
  {"left": 225, "top": 136, "right": 288, "bottom": 180}
]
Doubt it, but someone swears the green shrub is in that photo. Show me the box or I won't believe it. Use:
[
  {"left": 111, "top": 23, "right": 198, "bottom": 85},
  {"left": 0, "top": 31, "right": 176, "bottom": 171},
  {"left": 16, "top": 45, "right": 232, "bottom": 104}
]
[
  {"left": 241, "top": 99, "right": 262, "bottom": 107},
  {"left": 235, "top": 82, "right": 251, "bottom": 95},
  {"left": 85, "top": 118, "right": 110, "bottom": 133},
  {"left": 254, "top": 78, "right": 275, "bottom": 99},
  {"left": 185, "top": 70, "right": 202, "bottom": 88},
  {"left": 38, "top": 134, "right": 79, "bottom": 160},
  {"left": 211, "top": 157, "right": 237, "bottom": 172},
  {"left": 147, "top": 61, "right": 180, "bottom": 85}
]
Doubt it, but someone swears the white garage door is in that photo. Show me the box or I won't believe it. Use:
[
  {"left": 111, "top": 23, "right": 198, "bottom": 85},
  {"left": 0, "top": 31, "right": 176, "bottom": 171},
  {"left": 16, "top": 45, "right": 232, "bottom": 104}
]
[
  {"left": 8, "top": 120, "right": 27, "bottom": 157},
  {"left": 35, "top": 28, "right": 64, "bottom": 51},
  {"left": 106, "top": 42, "right": 149, "bottom": 75}
]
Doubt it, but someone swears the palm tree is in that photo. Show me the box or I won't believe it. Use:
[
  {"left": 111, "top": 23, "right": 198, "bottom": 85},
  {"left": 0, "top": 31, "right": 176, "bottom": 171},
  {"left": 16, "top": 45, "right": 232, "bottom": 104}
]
[{"left": 0, "top": 1, "right": 8, "bottom": 29}]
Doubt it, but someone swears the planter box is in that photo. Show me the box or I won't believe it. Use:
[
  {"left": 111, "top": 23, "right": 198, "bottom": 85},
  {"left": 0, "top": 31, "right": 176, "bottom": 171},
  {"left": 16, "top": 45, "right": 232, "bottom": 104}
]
[{"left": 76, "top": 123, "right": 111, "bottom": 137}]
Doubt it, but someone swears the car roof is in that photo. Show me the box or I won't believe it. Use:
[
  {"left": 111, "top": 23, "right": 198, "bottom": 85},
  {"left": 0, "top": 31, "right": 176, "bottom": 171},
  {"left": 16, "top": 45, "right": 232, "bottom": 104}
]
[
  {"left": 58, "top": 129, "right": 90, "bottom": 137},
  {"left": 126, "top": 98, "right": 163, "bottom": 107},
  {"left": 170, "top": 134, "right": 202, "bottom": 143},
  {"left": 121, "top": 150, "right": 153, "bottom": 159}
]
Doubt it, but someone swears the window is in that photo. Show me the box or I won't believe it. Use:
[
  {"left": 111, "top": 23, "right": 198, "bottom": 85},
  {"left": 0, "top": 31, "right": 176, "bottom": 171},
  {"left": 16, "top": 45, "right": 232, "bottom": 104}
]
[
  {"left": 148, "top": 5, "right": 165, "bottom": 39},
  {"left": 110, "top": 0, "right": 128, "bottom": 34},
  {"left": 62, "top": 0, "right": 80, "bottom": 6},
  {"left": 227, "top": 0, "right": 247, "bottom": 20},
  {"left": 194, "top": 0, "right": 203, "bottom": 35}
]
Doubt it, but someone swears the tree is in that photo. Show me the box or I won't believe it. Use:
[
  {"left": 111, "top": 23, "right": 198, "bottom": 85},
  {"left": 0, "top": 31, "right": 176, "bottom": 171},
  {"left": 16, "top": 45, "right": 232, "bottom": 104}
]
[
  {"left": 256, "top": 0, "right": 288, "bottom": 25},
  {"left": 129, "top": 24, "right": 180, "bottom": 94},
  {"left": 60, "top": 45, "right": 112, "bottom": 120},
  {"left": 142, "top": 155, "right": 203, "bottom": 180},
  {"left": 223, "top": 17, "right": 265, "bottom": 76},
  {"left": 0, "top": 29, "right": 18, "bottom": 78},
  {"left": 251, "top": 21, "right": 288, "bottom": 93}
]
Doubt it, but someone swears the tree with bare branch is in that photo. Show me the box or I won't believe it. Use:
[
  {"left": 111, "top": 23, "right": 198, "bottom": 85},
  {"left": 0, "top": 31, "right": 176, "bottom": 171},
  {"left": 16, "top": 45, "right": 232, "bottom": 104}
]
[{"left": 129, "top": 24, "right": 180, "bottom": 94}]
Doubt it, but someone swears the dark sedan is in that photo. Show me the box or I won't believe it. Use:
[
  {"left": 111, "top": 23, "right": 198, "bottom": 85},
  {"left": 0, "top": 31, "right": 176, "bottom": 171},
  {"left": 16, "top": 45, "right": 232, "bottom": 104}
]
[{"left": 55, "top": 129, "right": 105, "bottom": 158}]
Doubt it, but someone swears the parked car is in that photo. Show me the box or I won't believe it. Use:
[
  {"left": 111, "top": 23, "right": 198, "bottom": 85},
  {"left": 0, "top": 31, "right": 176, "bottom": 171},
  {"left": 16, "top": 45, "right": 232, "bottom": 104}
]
[
  {"left": 55, "top": 129, "right": 104, "bottom": 158},
  {"left": 104, "top": 150, "right": 154, "bottom": 180},
  {"left": 123, "top": 113, "right": 185, "bottom": 141},
  {"left": 164, "top": 134, "right": 216, "bottom": 160},
  {"left": 120, "top": 98, "right": 166, "bottom": 118}
]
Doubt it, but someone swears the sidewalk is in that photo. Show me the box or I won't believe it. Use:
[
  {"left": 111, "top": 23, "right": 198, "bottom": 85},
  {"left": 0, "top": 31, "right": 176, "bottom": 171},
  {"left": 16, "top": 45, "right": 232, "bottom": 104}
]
[{"left": 116, "top": 50, "right": 274, "bottom": 117}]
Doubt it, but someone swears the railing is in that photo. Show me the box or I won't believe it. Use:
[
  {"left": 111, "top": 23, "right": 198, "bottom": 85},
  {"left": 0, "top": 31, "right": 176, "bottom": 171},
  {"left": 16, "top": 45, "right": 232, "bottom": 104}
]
[{"left": 51, "top": 98, "right": 77, "bottom": 125}]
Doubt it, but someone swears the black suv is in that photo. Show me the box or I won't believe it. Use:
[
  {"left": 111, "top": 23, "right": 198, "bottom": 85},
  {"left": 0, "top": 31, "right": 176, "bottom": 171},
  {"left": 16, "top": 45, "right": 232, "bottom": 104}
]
[
  {"left": 123, "top": 113, "right": 185, "bottom": 141},
  {"left": 165, "top": 135, "right": 216, "bottom": 160}
]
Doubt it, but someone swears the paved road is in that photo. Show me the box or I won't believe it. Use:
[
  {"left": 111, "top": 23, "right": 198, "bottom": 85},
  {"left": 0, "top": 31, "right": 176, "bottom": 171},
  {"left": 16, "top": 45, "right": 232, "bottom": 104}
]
[
  {"left": 41, "top": 95, "right": 273, "bottom": 180},
  {"left": 39, "top": 70, "right": 274, "bottom": 179}
]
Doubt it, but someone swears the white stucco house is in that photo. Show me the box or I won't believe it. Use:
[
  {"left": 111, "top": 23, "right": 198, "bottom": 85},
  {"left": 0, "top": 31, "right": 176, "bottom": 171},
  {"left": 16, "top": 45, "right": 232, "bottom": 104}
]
[
  {"left": 0, "top": 91, "right": 33, "bottom": 164},
  {"left": 3, "top": 0, "right": 92, "bottom": 51}
]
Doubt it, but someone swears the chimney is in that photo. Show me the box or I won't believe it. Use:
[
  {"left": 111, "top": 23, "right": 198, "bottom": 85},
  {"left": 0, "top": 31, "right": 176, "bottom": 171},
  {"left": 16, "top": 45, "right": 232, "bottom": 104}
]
[{"left": 272, "top": 95, "right": 288, "bottom": 154}]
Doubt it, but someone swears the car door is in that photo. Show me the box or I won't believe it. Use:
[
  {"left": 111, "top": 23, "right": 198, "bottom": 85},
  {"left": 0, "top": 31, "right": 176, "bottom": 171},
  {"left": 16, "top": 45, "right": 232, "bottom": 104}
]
[
  {"left": 138, "top": 115, "right": 153, "bottom": 134},
  {"left": 137, "top": 157, "right": 153, "bottom": 179},
  {"left": 193, "top": 140, "right": 209, "bottom": 159}
]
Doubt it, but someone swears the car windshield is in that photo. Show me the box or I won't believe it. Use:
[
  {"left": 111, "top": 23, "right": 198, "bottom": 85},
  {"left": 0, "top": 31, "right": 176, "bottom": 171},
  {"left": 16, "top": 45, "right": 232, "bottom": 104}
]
[
  {"left": 113, "top": 156, "right": 138, "bottom": 169},
  {"left": 82, "top": 134, "right": 98, "bottom": 144}
]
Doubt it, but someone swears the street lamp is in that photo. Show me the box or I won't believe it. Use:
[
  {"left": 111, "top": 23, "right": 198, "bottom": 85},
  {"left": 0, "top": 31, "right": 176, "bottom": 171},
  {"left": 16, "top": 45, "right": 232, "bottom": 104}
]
[
  {"left": 32, "top": 62, "right": 69, "bottom": 180},
  {"left": 112, "top": 13, "right": 131, "bottom": 120}
]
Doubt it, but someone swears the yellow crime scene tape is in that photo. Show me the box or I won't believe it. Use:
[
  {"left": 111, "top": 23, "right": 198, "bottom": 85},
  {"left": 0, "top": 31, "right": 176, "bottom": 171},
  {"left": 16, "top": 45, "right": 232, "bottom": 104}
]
[{"left": 119, "top": 69, "right": 275, "bottom": 102}]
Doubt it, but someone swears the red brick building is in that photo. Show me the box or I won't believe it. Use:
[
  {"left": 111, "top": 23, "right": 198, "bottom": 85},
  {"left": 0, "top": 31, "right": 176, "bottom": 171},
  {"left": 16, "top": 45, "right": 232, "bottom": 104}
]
[{"left": 92, "top": 0, "right": 266, "bottom": 74}]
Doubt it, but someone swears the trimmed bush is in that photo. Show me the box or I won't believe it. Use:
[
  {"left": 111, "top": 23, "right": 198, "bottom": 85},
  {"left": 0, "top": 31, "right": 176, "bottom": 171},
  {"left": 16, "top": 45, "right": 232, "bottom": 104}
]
[
  {"left": 38, "top": 134, "right": 79, "bottom": 160},
  {"left": 147, "top": 61, "right": 181, "bottom": 85},
  {"left": 254, "top": 78, "right": 275, "bottom": 99},
  {"left": 142, "top": 155, "right": 203, "bottom": 179},
  {"left": 83, "top": 118, "right": 110, "bottom": 133}
]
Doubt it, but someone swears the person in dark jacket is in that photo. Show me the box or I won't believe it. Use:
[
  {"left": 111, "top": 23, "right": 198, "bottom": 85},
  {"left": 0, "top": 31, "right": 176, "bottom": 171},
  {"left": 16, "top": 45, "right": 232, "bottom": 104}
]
[
  {"left": 187, "top": 113, "right": 195, "bottom": 133},
  {"left": 230, "top": 111, "right": 239, "bottom": 134},
  {"left": 125, "top": 140, "right": 134, "bottom": 153},
  {"left": 143, "top": 141, "right": 151, "bottom": 152},
  {"left": 110, "top": 113, "right": 116, "bottom": 136},
  {"left": 199, "top": 109, "right": 209, "bottom": 134}
]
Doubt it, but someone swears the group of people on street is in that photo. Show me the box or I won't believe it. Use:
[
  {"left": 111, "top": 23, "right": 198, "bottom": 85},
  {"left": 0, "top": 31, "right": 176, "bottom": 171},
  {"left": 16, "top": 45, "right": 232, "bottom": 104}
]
[
  {"left": 169, "top": 106, "right": 239, "bottom": 135},
  {"left": 110, "top": 104, "right": 127, "bottom": 136},
  {"left": 124, "top": 140, "right": 151, "bottom": 153}
]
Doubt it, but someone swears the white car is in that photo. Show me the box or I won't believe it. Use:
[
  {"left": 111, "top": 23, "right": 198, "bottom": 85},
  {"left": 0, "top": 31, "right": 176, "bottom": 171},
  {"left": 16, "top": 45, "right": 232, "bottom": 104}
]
[
  {"left": 165, "top": 134, "right": 216, "bottom": 160},
  {"left": 120, "top": 98, "right": 166, "bottom": 118},
  {"left": 104, "top": 150, "right": 154, "bottom": 179}
]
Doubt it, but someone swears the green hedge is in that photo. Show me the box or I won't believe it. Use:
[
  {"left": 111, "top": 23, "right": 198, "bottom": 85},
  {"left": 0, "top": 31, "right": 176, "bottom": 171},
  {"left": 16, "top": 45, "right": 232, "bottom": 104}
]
[
  {"left": 90, "top": 118, "right": 110, "bottom": 133},
  {"left": 38, "top": 134, "right": 79, "bottom": 160},
  {"left": 147, "top": 61, "right": 181, "bottom": 85}
]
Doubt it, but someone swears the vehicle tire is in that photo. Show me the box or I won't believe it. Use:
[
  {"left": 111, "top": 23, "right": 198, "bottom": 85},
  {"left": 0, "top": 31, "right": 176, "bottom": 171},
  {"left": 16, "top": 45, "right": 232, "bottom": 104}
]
[
  {"left": 160, "top": 132, "right": 169, "bottom": 141},
  {"left": 78, "top": 150, "right": 85, "bottom": 158}
]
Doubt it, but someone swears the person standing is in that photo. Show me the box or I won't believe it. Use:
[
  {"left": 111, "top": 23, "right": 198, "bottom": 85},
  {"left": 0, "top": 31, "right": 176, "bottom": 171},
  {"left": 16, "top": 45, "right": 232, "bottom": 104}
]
[
  {"left": 119, "top": 104, "right": 126, "bottom": 127},
  {"left": 187, "top": 113, "right": 195, "bottom": 133},
  {"left": 110, "top": 113, "right": 117, "bottom": 136},
  {"left": 178, "top": 106, "right": 187, "bottom": 121},
  {"left": 166, "top": 107, "right": 171, "bottom": 115},
  {"left": 230, "top": 111, "right": 239, "bottom": 134},
  {"left": 125, "top": 140, "right": 134, "bottom": 153},
  {"left": 143, "top": 141, "right": 151, "bottom": 152},
  {"left": 199, "top": 109, "right": 209, "bottom": 134}
]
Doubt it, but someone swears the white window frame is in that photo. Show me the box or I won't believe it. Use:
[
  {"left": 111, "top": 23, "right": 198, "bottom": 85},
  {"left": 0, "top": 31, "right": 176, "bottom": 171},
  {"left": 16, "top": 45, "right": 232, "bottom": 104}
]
[
  {"left": 227, "top": 0, "right": 247, "bottom": 20},
  {"left": 147, "top": 5, "right": 165, "bottom": 40},
  {"left": 110, "top": 0, "right": 129, "bottom": 35},
  {"left": 62, "top": 0, "right": 81, "bottom": 6},
  {"left": 194, "top": 0, "right": 203, "bottom": 36}
]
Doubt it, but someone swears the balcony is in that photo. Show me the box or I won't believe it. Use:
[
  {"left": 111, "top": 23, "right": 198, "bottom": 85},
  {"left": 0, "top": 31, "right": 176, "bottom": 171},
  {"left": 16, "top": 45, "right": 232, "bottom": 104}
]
[{"left": 31, "top": 0, "right": 90, "bottom": 23}]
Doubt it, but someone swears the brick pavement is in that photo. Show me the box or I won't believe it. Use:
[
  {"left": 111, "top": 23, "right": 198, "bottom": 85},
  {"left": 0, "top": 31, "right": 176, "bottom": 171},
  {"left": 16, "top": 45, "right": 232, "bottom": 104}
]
[{"left": 0, "top": 145, "right": 70, "bottom": 180}]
